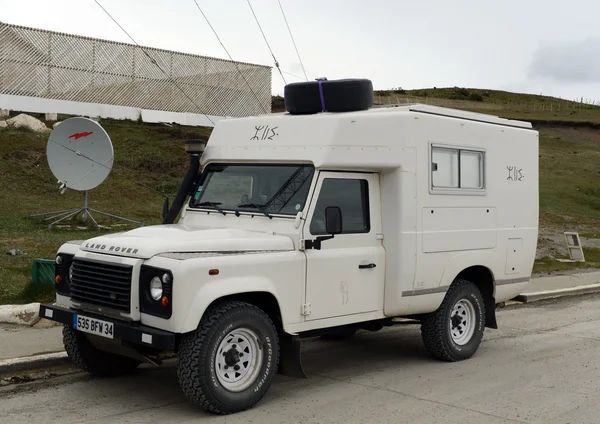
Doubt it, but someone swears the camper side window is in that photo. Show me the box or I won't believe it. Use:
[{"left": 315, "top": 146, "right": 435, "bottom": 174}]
[{"left": 431, "top": 146, "right": 484, "bottom": 191}]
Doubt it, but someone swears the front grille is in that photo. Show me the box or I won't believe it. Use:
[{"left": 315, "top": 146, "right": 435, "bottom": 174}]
[{"left": 70, "top": 259, "right": 133, "bottom": 313}]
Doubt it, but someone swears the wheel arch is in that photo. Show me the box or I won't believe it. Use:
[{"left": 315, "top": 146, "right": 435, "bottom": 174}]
[
  {"left": 179, "top": 276, "right": 284, "bottom": 334},
  {"left": 436, "top": 251, "right": 498, "bottom": 330},
  {"left": 456, "top": 265, "right": 497, "bottom": 329},
  {"left": 204, "top": 292, "right": 283, "bottom": 332}
]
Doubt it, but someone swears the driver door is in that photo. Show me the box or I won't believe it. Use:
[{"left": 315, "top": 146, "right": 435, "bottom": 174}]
[{"left": 302, "top": 172, "right": 385, "bottom": 321}]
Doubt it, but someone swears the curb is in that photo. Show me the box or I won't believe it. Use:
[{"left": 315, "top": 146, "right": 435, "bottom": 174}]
[
  {"left": 512, "top": 282, "right": 600, "bottom": 303},
  {"left": 0, "top": 352, "right": 70, "bottom": 376},
  {"left": 0, "top": 303, "right": 41, "bottom": 326}
]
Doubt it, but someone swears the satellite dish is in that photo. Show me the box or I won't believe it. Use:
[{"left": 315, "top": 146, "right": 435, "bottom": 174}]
[
  {"left": 30, "top": 117, "right": 143, "bottom": 229},
  {"left": 46, "top": 117, "right": 114, "bottom": 191}
]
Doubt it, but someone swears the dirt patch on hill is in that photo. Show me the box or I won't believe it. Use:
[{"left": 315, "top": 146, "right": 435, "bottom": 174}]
[{"left": 537, "top": 232, "right": 600, "bottom": 260}]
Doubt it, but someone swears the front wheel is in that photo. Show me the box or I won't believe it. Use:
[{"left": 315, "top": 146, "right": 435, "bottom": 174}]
[
  {"left": 177, "top": 301, "right": 280, "bottom": 415},
  {"left": 62, "top": 325, "right": 141, "bottom": 377},
  {"left": 420, "top": 279, "right": 486, "bottom": 362}
]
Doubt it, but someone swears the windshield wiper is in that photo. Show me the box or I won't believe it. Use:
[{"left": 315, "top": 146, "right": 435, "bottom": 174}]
[
  {"left": 196, "top": 201, "right": 226, "bottom": 215},
  {"left": 237, "top": 203, "right": 272, "bottom": 219}
]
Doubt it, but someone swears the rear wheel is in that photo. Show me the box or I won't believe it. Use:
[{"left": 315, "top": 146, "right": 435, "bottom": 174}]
[
  {"left": 62, "top": 325, "right": 141, "bottom": 377},
  {"left": 177, "top": 301, "right": 279, "bottom": 414},
  {"left": 421, "top": 279, "right": 485, "bottom": 362}
]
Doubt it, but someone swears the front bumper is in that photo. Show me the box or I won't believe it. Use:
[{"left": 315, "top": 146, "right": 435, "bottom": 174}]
[{"left": 40, "top": 304, "right": 176, "bottom": 351}]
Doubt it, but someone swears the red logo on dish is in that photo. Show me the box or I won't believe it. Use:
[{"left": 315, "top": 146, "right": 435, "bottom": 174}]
[{"left": 68, "top": 132, "right": 93, "bottom": 140}]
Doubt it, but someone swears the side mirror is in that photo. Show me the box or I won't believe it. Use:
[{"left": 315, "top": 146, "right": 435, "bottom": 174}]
[
  {"left": 325, "top": 206, "right": 343, "bottom": 235},
  {"left": 305, "top": 206, "right": 343, "bottom": 250}
]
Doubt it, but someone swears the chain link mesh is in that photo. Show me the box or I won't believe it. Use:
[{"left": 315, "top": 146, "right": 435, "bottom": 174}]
[{"left": 0, "top": 22, "right": 272, "bottom": 117}]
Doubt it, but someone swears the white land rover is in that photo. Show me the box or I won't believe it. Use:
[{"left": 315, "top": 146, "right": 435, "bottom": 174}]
[{"left": 40, "top": 78, "right": 539, "bottom": 414}]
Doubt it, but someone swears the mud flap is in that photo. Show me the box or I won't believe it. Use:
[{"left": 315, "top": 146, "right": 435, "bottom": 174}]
[
  {"left": 278, "top": 334, "right": 307, "bottom": 378},
  {"left": 486, "top": 296, "right": 498, "bottom": 329}
]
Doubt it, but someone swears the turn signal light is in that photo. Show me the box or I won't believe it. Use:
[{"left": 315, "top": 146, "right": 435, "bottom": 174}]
[
  {"left": 55, "top": 275, "right": 63, "bottom": 284},
  {"left": 161, "top": 296, "right": 169, "bottom": 307},
  {"left": 209, "top": 269, "right": 219, "bottom": 276}
]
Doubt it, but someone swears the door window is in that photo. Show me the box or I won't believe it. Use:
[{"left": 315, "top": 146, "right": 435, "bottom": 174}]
[{"left": 309, "top": 178, "right": 370, "bottom": 235}]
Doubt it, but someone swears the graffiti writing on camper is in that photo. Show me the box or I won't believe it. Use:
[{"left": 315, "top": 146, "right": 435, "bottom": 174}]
[
  {"left": 251, "top": 125, "right": 279, "bottom": 141},
  {"left": 506, "top": 166, "right": 524, "bottom": 182}
]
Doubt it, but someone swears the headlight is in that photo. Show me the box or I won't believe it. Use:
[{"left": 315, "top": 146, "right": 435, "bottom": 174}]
[
  {"left": 149, "top": 276, "right": 163, "bottom": 301},
  {"left": 140, "top": 266, "right": 172, "bottom": 319},
  {"left": 55, "top": 253, "right": 74, "bottom": 296}
]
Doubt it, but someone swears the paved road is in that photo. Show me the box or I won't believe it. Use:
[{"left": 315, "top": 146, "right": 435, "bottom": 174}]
[
  {"left": 2, "top": 295, "right": 600, "bottom": 423},
  {"left": 0, "top": 322, "right": 62, "bottom": 360}
]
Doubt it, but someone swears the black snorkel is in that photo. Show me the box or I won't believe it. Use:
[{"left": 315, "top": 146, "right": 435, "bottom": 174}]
[{"left": 162, "top": 138, "right": 206, "bottom": 224}]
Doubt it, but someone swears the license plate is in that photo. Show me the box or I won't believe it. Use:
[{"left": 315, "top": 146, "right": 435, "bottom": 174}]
[{"left": 73, "top": 314, "right": 114, "bottom": 339}]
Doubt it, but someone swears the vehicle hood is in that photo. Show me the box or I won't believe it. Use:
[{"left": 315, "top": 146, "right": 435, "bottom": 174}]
[{"left": 78, "top": 225, "right": 294, "bottom": 259}]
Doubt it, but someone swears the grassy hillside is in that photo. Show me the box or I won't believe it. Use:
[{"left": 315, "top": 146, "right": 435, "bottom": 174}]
[
  {"left": 2, "top": 87, "right": 600, "bottom": 303},
  {"left": 538, "top": 127, "right": 600, "bottom": 224},
  {"left": 376, "top": 86, "right": 595, "bottom": 104},
  {"left": 374, "top": 87, "right": 600, "bottom": 124},
  {"left": 534, "top": 126, "right": 600, "bottom": 274},
  {"left": 0, "top": 116, "right": 211, "bottom": 304}
]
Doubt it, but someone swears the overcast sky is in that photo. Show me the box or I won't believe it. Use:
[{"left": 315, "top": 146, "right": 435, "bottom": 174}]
[{"left": 2, "top": 0, "right": 600, "bottom": 101}]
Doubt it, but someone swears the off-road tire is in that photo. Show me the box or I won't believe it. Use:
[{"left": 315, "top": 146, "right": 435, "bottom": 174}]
[
  {"left": 177, "top": 301, "right": 280, "bottom": 415},
  {"left": 284, "top": 78, "right": 373, "bottom": 114},
  {"left": 62, "top": 325, "right": 141, "bottom": 377},
  {"left": 421, "top": 279, "right": 486, "bottom": 362}
]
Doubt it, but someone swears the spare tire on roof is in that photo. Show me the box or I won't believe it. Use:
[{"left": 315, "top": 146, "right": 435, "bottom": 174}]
[{"left": 284, "top": 78, "right": 374, "bottom": 115}]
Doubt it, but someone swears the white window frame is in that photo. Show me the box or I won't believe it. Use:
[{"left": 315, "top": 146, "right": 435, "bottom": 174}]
[{"left": 429, "top": 143, "right": 486, "bottom": 196}]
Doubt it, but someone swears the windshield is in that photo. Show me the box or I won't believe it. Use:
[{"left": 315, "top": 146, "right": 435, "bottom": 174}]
[{"left": 190, "top": 163, "right": 315, "bottom": 216}]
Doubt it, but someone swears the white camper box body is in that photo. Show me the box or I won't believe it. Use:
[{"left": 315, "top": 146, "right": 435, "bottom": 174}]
[{"left": 175, "top": 103, "right": 538, "bottom": 331}]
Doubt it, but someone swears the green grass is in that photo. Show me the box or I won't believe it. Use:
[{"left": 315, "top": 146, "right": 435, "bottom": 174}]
[
  {"left": 0, "top": 117, "right": 211, "bottom": 304},
  {"left": 538, "top": 129, "right": 600, "bottom": 226},
  {"left": 528, "top": 126, "right": 600, "bottom": 275},
  {"left": 533, "top": 248, "right": 600, "bottom": 275}
]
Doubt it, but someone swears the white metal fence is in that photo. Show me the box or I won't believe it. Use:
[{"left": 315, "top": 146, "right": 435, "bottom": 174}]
[{"left": 0, "top": 22, "right": 272, "bottom": 125}]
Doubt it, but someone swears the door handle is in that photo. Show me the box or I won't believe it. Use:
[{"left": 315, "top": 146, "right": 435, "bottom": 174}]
[{"left": 359, "top": 263, "right": 376, "bottom": 269}]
